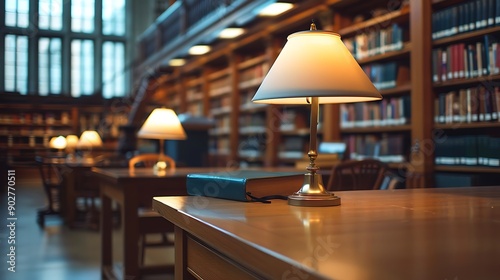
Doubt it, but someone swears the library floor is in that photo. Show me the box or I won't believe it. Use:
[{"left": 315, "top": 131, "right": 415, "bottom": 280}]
[{"left": 0, "top": 167, "right": 174, "bottom": 280}]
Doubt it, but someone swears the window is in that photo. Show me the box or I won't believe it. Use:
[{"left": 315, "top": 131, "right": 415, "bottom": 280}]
[
  {"left": 39, "top": 38, "right": 62, "bottom": 95},
  {"left": 71, "top": 40, "right": 94, "bottom": 97},
  {"left": 5, "top": 0, "right": 29, "bottom": 27},
  {"left": 71, "top": 0, "right": 95, "bottom": 33},
  {"left": 2, "top": 1, "right": 128, "bottom": 98},
  {"left": 4, "top": 35, "right": 28, "bottom": 94},
  {"left": 103, "top": 41, "right": 125, "bottom": 98},
  {"left": 39, "top": 0, "right": 63, "bottom": 30},
  {"left": 103, "top": 0, "right": 126, "bottom": 36}
]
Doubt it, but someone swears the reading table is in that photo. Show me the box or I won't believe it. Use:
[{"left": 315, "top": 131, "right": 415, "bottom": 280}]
[{"left": 153, "top": 186, "right": 500, "bottom": 280}]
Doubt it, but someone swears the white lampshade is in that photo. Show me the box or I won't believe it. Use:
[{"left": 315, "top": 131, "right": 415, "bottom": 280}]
[
  {"left": 49, "top": 136, "right": 67, "bottom": 149},
  {"left": 78, "top": 130, "right": 103, "bottom": 148},
  {"left": 252, "top": 29, "right": 382, "bottom": 104},
  {"left": 138, "top": 108, "right": 187, "bottom": 140},
  {"left": 65, "top": 134, "right": 79, "bottom": 148}
]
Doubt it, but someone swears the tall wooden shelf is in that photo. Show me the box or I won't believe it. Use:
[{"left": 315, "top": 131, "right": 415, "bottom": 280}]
[
  {"left": 136, "top": 0, "right": 499, "bottom": 187},
  {"left": 0, "top": 96, "right": 128, "bottom": 165},
  {"left": 429, "top": 0, "right": 500, "bottom": 185}
]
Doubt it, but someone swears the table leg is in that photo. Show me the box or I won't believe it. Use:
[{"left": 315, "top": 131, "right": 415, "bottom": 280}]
[
  {"left": 64, "top": 168, "right": 76, "bottom": 227},
  {"left": 123, "top": 191, "right": 139, "bottom": 279},
  {"left": 101, "top": 189, "right": 112, "bottom": 278}
]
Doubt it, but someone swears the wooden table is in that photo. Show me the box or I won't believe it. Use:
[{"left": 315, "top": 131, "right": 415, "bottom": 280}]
[
  {"left": 92, "top": 167, "right": 231, "bottom": 279},
  {"left": 153, "top": 186, "right": 500, "bottom": 280}
]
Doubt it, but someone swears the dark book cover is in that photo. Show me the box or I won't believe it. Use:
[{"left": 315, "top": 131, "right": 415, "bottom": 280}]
[{"left": 186, "top": 170, "right": 305, "bottom": 202}]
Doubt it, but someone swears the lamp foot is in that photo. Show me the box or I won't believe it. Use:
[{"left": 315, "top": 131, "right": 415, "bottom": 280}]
[
  {"left": 288, "top": 193, "right": 341, "bottom": 207},
  {"left": 288, "top": 172, "right": 341, "bottom": 207}
]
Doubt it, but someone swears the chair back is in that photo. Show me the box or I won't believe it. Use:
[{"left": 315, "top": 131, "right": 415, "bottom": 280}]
[
  {"left": 38, "top": 162, "right": 63, "bottom": 186},
  {"left": 326, "top": 159, "right": 388, "bottom": 191},
  {"left": 129, "top": 153, "right": 176, "bottom": 170}
]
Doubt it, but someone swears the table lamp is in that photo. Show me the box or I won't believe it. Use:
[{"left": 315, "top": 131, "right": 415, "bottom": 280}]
[
  {"left": 49, "top": 135, "right": 67, "bottom": 156},
  {"left": 78, "top": 130, "right": 103, "bottom": 161},
  {"left": 252, "top": 23, "right": 382, "bottom": 207},
  {"left": 137, "top": 108, "right": 187, "bottom": 172},
  {"left": 65, "top": 134, "right": 79, "bottom": 160}
]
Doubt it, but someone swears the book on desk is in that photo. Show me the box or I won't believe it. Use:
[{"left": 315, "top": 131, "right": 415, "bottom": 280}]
[{"left": 186, "top": 170, "right": 304, "bottom": 202}]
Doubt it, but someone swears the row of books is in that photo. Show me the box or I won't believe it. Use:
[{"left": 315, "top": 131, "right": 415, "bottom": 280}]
[
  {"left": 435, "top": 135, "right": 500, "bottom": 167},
  {"left": 188, "top": 102, "right": 203, "bottom": 117},
  {"left": 239, "top": 63, "right": 269, "bottom": 86},
  {"left": 278, "top": 110, "right": 309, "bottom": 131},
  {"left": 239, "top": 114, "right": 266, "bottom": 133},
  {"left": 343, "top": 134, "right": 407, "bottom": 163},
  {"left": 209, "top": 76, "right": 231, "bottom": 96},
  {"left": 343, "top": 23, "right": 404, "bottom": 60},
  {"left": 432, "top": 0, "right": 500, "bottom": 40},
  {"left": 238, "top": 136, "right": 265, "bottom": 158},
  {"left": 362, "top": 62, "right": 400, "bottom": 90},
  {"left": 434, "top": 85, "right": 500, "bottom": 123},
  {"left": 432, "top": 36, "right": 500, "bottom": 83},
  {"left": 208, "top": 137, "right": 230, "bottom": 155},
  {"left": 209, "top": 95, "right": 231, "bottom": 116},
  {"left": 279, "top": 136, "right": 307, "bottom": 159},
  {"left": 186, "top": 85, "right": 203, "bottom": 101},
  {"left": 340, "top": 96, "right": 410, "bottom": 128},
  {"left": 0, "top": 112, "right": 71, "bottom": 125}
]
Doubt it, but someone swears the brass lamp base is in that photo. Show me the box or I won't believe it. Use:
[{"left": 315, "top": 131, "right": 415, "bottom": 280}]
[
  {"left": 153, "top": 161, "right": 168, "bottom": 175},
  {"left": 288, "top": 173, "right": 341, "bottom": 207}
]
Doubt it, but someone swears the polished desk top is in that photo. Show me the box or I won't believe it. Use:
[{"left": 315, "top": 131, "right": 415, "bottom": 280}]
[
  {"left": 153, "top": 186, "right": 500, "bottom": 280},
  {"left": 91, "top": 166, "right": 305, "bottom": 180}
]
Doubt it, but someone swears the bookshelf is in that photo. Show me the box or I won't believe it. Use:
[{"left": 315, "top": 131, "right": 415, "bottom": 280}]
[
  {"left": 331, "top": 1, "right": 414, "bottom": 182},
  {"left": 430, "top": 0, "right": 500, "bottom": 186},
  {"left": 134, "top": 0, "right": 500, "bottom": 187},
  {"left": 0, "top": 95, "right": 129, "bottom": 165}
]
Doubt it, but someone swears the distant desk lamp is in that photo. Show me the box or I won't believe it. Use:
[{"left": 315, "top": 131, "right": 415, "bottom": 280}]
[
  {"left": 137, "top": 108, "right": 187, "bottom": 173},
  {"left": 65, "top": 134, "right": 79, "bottom": 160},
  {"left": 252, "top": 23, "right": 382, "bottom": 207},
  {"left": 49, "top": 136, "right": 67, "bottom": 157},
  {"left": 77, "top": 130, "right": 103, "bottom": 162}
]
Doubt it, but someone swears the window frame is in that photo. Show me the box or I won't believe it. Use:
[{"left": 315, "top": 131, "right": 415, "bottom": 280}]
[{"left": 0, "top": 0, "right": 129, "bottom": 98}]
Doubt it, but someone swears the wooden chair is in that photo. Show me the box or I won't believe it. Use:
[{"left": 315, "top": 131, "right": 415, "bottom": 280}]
[
  {"left": 37, "top": 161, "right": 63, "bottom": 227},
  {"left": 326, "top": 159, "right": 388, "bottom": 191},
  {"left": 128, "top": 153, "right": 176, "bottom": 269},
  {"left": 129, "top": 153, "right": 176, "bottom": 170}
]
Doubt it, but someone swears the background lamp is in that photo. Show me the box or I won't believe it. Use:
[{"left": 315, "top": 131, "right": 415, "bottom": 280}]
[
  {"left": 137, "top": 108, "right": 187, "bottom": 172},
  {"left": 78, "top": 130, "right": 103, "bottom": 161},
  {"left": 252, "top": 23, "right": 382, "bottom": 206},
  {"left": 65, "top": 134, "right": 79, "bottom": 160},
  {"left": 49, "top": 136, "right": 67, "bottom": 156}
]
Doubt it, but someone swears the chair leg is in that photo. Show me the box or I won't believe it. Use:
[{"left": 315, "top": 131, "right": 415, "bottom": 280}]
[{"left": 139, "top": 234, "right": 146, "bottom": 265}]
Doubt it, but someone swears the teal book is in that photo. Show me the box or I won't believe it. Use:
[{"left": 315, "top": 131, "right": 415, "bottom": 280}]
[{"left": 186, "top": 170, "right": 305, "bottom": 202}]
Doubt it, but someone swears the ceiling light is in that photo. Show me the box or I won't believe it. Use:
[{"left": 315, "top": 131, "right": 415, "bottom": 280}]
[
  {"left": 219, "top": 28, "right": 245, "bottom": 39},
  {"left": 188, "top": 45, "right": 211, "bottom": 55},
  {"left": 258, "top": 2, "right": 293, "bottom": 16},
  {"left": 169, "top": 58, "right": 186, "bottom": 66}
]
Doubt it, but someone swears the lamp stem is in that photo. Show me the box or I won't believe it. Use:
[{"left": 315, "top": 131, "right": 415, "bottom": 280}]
[
  {"left": 287, "top": 96, "right": 341, "bottom": 206},
  {"left": 158, "top": 138, "right": 165, "bottom": 162},
  {"left": 307, "top": 97, "right": 319, "bottom": 174}
]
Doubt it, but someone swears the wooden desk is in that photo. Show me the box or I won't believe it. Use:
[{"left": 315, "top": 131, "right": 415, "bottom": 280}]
[
  {"left": 92, "top": 167, "right": 226, "bottom": 279},
  {"left": 153, "top": 186, "right": 500, "bottom": 280}
]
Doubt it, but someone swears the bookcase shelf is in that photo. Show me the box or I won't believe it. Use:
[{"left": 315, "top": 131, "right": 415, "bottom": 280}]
[
  {"left": 433, "top": 74, "right": 500, "bottom": 89},
  {"left": 434, "top": 122, "right": 500, "bottom": 130},
  {"left": 433, "top": 25, "right": 500, "bottom": 47},
  {"left": 341, "top": 124, "right": 412, "bottom": 134},
  {"left": 380, "top": 83, "right": 412, "bottom": 96},
  {"left": 338, "top": 5, "right": 410, "bottom": 37},
  {"left": 435, "top": 165, "right": 500, "bottom": 173},
  {"left": 356, "top": 43, "right": 412, "bottom": 65}
]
